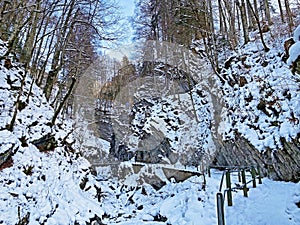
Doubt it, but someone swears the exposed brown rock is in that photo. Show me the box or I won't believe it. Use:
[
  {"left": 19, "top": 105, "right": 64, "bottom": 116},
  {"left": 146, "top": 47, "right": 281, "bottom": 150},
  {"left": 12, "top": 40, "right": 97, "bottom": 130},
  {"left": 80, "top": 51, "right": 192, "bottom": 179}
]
[{"left": 212, "top": 133, "right": 300, "bottom": 182}]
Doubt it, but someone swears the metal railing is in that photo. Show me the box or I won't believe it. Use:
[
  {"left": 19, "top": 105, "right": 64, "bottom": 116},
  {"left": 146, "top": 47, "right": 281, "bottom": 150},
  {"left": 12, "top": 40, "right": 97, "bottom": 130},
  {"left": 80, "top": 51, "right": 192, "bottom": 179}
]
[{"left": 209, "top": 165, "right": 263, "bottom": 225}]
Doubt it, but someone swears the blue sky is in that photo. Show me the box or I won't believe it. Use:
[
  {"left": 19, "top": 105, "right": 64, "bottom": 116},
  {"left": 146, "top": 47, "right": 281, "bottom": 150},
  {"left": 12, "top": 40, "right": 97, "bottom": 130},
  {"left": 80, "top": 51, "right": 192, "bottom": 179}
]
[
  {"left": 118, "top": 0, "right": 136, "bottom": 43},
  {"left": 105, "top": 0, "right": 136, "bottom": 60},
  {"left": 118, "top": 0, "right": 135, "bottom": 18}
]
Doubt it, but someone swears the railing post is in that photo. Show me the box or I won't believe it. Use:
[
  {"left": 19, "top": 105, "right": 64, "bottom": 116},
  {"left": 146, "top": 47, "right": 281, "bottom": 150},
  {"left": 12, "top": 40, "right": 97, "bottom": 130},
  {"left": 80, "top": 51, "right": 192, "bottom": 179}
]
[
  {"left": 251, "top": 167, "right": 257, "bottom": 188},
  {"left": 241, "top": 169, "right": 248, "bottom": 197},
  {"left": 257, "top": 166, "right": 262, "bottom": 184},
  {"left": 238, "top": 169, "right": 241, "bottom": 182},
  {"left": 216, "top": 193, "right": 225, "bottom": 225},
  {"left": 225, "top": 170, "right": 233, "bottom": 206}
]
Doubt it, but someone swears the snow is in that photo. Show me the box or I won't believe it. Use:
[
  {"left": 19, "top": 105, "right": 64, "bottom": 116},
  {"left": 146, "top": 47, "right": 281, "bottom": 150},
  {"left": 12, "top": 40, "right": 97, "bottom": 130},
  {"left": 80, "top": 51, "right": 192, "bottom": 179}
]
[
  {"left": 87, "top": 166, "right": 300, "bottom": 225},
  {"left": 293, "top": 24, "right": 300, "bottom": 42},
  {"left": 0, "top": 46, "right": 105, "bottom": 224},
  {"left": 226, "top": 179, "right": 296, "bottom": 225},
  {"left": 286, "top": 182, "right": 300, "bottom": 224},
  {"left": 287, "top": 24, "right": 300, "bottom": 66},
  {"left": 0, "top": 130, "right": 18, "bottom": 154},
  {"left": 287, "top": 41, "right": 300, "bottom": 65},
  {"left": 1, "top": 68, "right": 298, "bottom": 223},
  {"left": 219, "top": 32, "right": 300, "bottom": 151}
]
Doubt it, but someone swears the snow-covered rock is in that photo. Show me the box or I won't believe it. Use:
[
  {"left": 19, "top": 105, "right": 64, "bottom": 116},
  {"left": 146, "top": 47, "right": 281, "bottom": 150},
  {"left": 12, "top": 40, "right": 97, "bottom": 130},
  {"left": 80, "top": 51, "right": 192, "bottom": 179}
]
[
  {"left": 287, "top": 25, "right": 300, "bottom": 74},
  {"left": 293, "top": 24, "right": 300, "bottom": 42},
  {"left": 212, "top": 25, "right": 300, "bottom": 181},
  {"left": 287, "top": 41, "right": 300, "bottom": 66}
]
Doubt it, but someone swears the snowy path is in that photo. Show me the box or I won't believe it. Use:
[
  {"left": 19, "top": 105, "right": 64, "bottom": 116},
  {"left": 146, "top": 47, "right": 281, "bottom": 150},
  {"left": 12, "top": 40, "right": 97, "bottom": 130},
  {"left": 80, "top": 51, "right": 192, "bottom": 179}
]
[
  {"left": 225, "top": 179, "right": 296, "bottom": 225},
  {"left": 93, "top": 167, "right": 299, "bottom": 225}
]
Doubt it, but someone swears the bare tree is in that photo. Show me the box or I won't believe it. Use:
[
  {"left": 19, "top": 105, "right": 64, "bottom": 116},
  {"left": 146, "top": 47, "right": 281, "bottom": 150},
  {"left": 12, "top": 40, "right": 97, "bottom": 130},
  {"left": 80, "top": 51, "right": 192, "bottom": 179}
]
[
  {"left": 262, "top": 0, "right": 273, "bottom": 25},
  {"left": 238, "top": 0, "right": 250, "bottom": 44},
  {"left": 277, "top": 0, "right": 285, "bottom": 22},
  {"left": 246, "top": 0, "right": 270, "bottom": 51},
  {"left": 20, "top": 0, "right": 42, "bottom": 66},
  {"left": 284, "top": 0, "right": 294, "bottom": 33},
  {"left": 0, "top": 1, "right": 34, "bottom": 58},
  {"left": 0, "top": 0, "right": 123, "bottom": 127},
  {"left": 225, "top": 0, "right": 238, "bottom": 48}
]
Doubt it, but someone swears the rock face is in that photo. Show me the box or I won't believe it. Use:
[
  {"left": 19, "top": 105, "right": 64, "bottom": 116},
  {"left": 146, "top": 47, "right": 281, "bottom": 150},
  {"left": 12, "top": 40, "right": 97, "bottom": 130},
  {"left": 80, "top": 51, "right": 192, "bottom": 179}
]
[
  {"left": 212, "top": 134, "right": 300, "bottom": 182},
  {"left": 216, "top": 117, "right": 300, "bottom": 182},
  {"left": 32, "top": 134, "right": 57, "bottom": 152},
  {"left": 207, "top": 71, "right": 300, "bottom": 182},
  {"left": 74, "top": 47, "right": 300, "bottom": 183},
  {"left": 90, "top": 60, "right": 206, "bottom": 163},
  {"left": 162, "top": 167, "right": 202, "bottom": 182},
  {"left": 135, "top": 138, "right": 176, "bottom": 164},
  {"left": 272, "top": 137, "right": 300, "bottom": 181}
]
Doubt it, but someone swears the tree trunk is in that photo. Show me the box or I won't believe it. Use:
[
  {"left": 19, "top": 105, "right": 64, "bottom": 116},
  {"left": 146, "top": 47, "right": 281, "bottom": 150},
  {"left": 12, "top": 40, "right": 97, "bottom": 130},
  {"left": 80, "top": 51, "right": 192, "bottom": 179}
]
[
  {"left": 8, "top": 72, "right": 27, "bottom": 131},
  {"left": 247, "top": 0, "right": 256, "bottom": 30},
  {"left": 236, "top": 2, "right": 241, "bottom": 33},
  {"left": 284, "top": 0, "right": 294, "bottom": 33},
  {"left": 5, "top": 14, "right": 31, "bottom": 57},
  {"left": 0, "top": 1, "right": 9, "bottom": 34},
  {"left": 207, "top": 0, "right": 219, "bottom": 70},
  {"left": 218, "top": 0, "right": 229, "bottom": 39},
  {"left": 263, "top": 0, "right": 273, "bottom": 25},
  {"left": 253, "top": 0, "right": 259, "bottom": 19},
  {"left": 218, "top": 0, "right": 225, "bottom": 36},
  {"left": 246, "top": 0, "right": 270, "bottom": 52},
  {"left": 239, "top": 0, "right": 250, "bottom": 44},
  {"left": 277, "top": 0, "right": 285, "bottom": 22},
  {"left": 32, "top": 1, "right": 60, "bottom": 83},
  {"left": 224, "top": 0, "right": 237, "bottom": 48},
  {"left": 31, "top": 15, "right": 49, "bottom": 81},
  {"left": 43, "top": 0, "right": 76, "bottom": 100},
  {"left": 44, "top": 70, "right": 57, "bottom": 101},
  {"left": 21, "top": 0, "right": 41, "bottom": 66},
  {"left": 51, "top": 77, "right": 76, "bottom": 125},
  {"left": 37, "top": 13, "right": 60, "bottom": 86}
]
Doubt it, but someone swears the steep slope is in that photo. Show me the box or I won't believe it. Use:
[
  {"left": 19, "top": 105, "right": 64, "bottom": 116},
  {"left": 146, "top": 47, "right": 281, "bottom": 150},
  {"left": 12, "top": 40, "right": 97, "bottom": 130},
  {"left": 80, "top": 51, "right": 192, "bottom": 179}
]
[
  {"left": 73, "top": 23, "right": 300, "bottom": 182},
  {"left": 74, "top": 52, "right": 215, "bottom": 168},
  {"left": 212, "top": 23, "right": 300, "bottom": 181},
  {"left": 0, "top": 40, "right": 103, "bottom": 224}
]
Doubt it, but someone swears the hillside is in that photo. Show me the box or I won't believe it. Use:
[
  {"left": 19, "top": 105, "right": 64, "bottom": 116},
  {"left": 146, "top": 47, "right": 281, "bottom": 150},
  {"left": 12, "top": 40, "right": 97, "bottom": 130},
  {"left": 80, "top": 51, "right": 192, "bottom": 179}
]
[
  {"left": 0, "top": 41, "right": 103, "bottom": 224},
  {"left": 211, "top": 22, "right": 300, "bottom": 181},
  {"left": 73, "top": 23, "right": 300, "bottom": 182}
]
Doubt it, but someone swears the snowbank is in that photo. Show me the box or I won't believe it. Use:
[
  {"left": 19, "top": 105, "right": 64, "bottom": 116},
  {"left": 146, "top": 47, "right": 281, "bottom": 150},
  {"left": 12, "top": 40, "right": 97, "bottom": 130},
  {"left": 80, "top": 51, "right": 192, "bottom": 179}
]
[{"left": 287, "top": 25, "right": 300, "bottom": 66}]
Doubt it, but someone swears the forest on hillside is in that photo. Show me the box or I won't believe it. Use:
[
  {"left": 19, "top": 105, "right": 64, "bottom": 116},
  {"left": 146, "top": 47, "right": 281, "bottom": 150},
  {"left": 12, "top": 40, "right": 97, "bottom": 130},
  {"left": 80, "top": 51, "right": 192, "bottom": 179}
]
[
  {"left": 0, "top": 0, "right": 300, "bottom": 176},
  {"left": 0, "top": 0, "right": 298, "bottom": 104},
  {"left": 1, "top": 1, "right": 300, "bottom": 224}
]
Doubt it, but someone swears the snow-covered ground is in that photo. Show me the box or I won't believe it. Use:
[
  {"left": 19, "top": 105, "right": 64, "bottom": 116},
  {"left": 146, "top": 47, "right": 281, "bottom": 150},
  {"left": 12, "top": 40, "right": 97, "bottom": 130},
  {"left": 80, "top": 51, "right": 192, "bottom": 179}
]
[
  {"left": 0, "top": 41, "right": 103, "bottom": 224},
  {"left": 0, "top": 53, "right": 299, "bottom": 224},
  {"left": 226, "top": 178, "right": 298, "bottom": 225},
  {"left": 82, "top": 165, "right": 300, "bottom": 225}
]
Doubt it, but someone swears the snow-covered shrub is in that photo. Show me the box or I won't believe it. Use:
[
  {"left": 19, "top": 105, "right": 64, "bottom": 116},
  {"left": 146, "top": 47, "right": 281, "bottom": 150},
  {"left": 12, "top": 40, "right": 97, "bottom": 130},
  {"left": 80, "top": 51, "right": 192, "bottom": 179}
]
[{"left": 287, "top": 25, "right": 300, "bottom": 74}]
